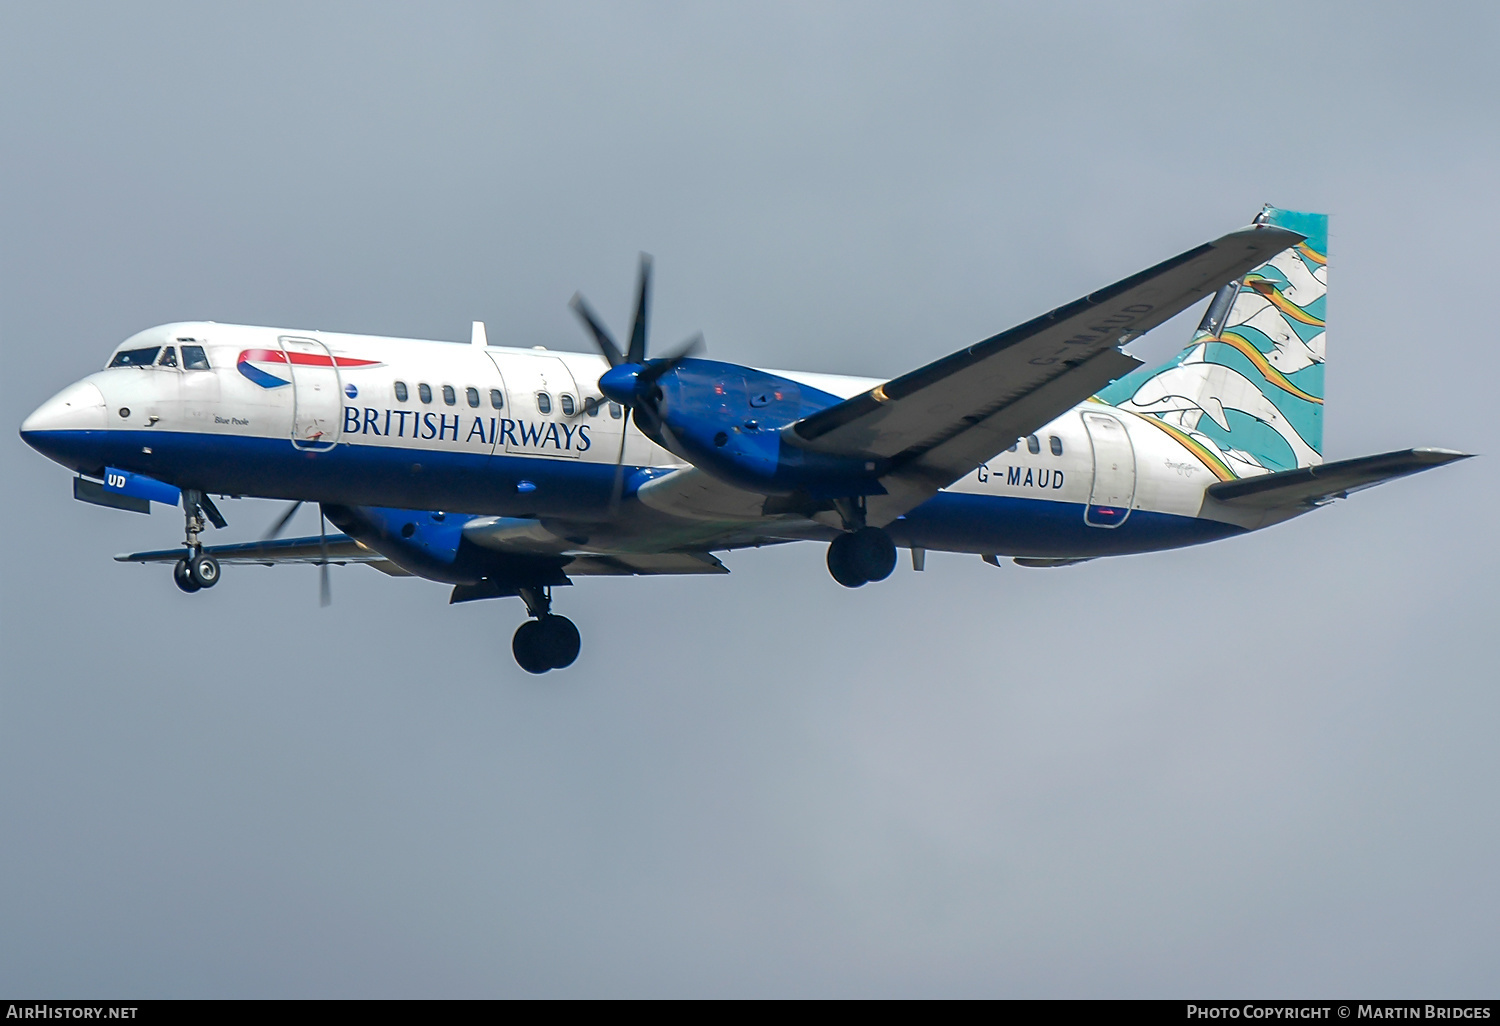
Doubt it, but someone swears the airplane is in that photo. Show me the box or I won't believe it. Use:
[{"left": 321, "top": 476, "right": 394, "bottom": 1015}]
[{"left": 19, "top": 206, "right": 1472, "bottom": 673}]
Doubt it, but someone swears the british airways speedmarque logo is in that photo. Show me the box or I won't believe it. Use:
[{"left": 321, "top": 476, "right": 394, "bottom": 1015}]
[{"left": 236, "top": 349, "right": 382, "bottom": 389}]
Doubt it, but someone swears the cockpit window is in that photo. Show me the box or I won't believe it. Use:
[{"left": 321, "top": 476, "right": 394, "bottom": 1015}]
[
  {"left": 182, "top": 345, "right": 210, "bottom": 370},
  {"left": 158, "top": 347, "right": 178, "bottom": 368},
  {"left": 109, "top": 346, "right": 160, "bottom": 368}
]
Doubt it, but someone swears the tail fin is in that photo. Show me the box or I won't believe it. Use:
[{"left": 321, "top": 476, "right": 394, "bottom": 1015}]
[{"left": 1097, "top": 206, "right": 1328, "bottom": 478}]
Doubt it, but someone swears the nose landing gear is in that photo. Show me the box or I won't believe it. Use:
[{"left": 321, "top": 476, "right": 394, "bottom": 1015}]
[
  {"left": 173, "top": 552, "right": 221, "bottom": 592},
  {"left": 511, "top": 585, "right": 581, "bottom": 673},
  {"left": 171, "top": 489, "right": 225, "bottom": 594}
]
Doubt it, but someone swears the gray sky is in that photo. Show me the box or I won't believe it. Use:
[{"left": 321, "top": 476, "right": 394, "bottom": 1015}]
[{"left": 2, "top": 2, "right": 1496, "bottom": 998}]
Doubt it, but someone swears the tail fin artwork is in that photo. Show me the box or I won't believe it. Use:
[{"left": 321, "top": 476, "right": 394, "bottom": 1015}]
[{"left": 1096, "top": 206, "right": 1328, "bottom": 481}]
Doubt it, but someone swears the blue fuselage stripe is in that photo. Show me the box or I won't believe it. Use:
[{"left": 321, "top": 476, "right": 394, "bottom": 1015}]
[{"left": 24, "top": 429, "right": 1240, "bottom": 558}]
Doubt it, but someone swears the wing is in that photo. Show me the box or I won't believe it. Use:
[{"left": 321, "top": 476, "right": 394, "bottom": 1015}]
[
  {"left": 1205, "top": 448, "right": 1473, "bottom": 512},
  {"left": 115, "top": 533, "right": 401, "bottom": 570},
  {"left": 791, "top": 222, "right": 1305, "bottom": 526},
  {"left": 119, "top": 532, "right": 729, "bottom": 589}
]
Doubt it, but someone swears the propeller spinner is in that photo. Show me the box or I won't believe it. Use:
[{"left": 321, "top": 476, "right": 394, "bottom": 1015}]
[{"left": 569, "top": 254, "right": 703, "bottom": 513}]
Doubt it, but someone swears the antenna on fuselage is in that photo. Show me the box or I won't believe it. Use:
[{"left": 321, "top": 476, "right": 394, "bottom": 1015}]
[{"left": 471, "top": 321, "right": 488, "bottom": 347}]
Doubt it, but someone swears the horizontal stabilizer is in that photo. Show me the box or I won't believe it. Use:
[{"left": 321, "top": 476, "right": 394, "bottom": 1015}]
[{"left": 1205, "top": 448, "right": 1472, "bottom": 511}]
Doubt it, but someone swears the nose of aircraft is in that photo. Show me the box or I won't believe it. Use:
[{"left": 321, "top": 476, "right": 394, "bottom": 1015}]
[{"left": 20, "top": 379, "right": 108, "bottom": 452}]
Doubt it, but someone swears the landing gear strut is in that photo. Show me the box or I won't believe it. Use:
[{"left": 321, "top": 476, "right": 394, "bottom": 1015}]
[
  {"left": 825, "top": 497, "right": 897, "bottom": 588},
  {"left": 511, "top": 585, "right": 581, "bottom": 674},
  {"left": 172, "top": 489, "right": 224, "bottom": 594}
]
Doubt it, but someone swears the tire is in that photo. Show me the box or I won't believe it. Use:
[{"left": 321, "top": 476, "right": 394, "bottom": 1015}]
[
  {"left": 826, "top": 534, "right": 867, "bottom": 588},
  {"left": 512, "top": 620, "right": 551, "bottom": 674},
  {"left": 173, "top": 559, "right": 201, "bottom": 593},
  {"left": 850, "top": 527, "right": 897, "bottom": 582},
  {"left": 535, "top": 614, "right": 581, "bottom": 670},
  {"left": 188, "top": 553, "right": 221, "bottom": 589}
]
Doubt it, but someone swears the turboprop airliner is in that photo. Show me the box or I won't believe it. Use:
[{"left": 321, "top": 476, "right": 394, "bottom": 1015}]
[{"left": 20, "top": 207, "right": 1471, "bottom": 673}]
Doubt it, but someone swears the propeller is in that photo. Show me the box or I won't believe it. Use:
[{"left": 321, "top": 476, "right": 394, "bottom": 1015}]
[
  {"left": 262, "top": 499, "right": 332, "bottom": 607},
  {"left": 318, "top": 509, "right": 331, "bottom": 608},
  {"left": 569, "top": 254, "right": 704, "bottom": 515},
  {"left": 262, "top": 499, "right": 303, "bottom": 541}
]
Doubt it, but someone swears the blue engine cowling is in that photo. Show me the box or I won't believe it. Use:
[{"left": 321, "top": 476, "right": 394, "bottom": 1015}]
[
  {"left": 647, "top": 359, "right": 886, "bottom": 498},
  {"left": 322, "top": 504, "right": 567, "bottom": 587}
]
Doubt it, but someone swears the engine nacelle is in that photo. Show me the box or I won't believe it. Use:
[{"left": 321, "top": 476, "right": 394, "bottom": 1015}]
[
  {"left": 648, "top": 359, "right": 886, "bottom": 498},
  {"left": 323, "top": 504, "right": 566, "bottom": 587}
]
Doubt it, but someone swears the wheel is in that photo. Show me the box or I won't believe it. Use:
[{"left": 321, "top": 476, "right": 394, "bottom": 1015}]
[
  {"left": 826, "top": 533, "right": 867, "bottom": 588},
  {"left": 535, "top": 614, "right": 581, "bottom": 669},
  {"left": 850, "top": 527, "right": 897, "bottom": 582},
  {"left": 188, "top": 553, "right": 220, "bottom": 589},
  {"left": 173, "top": 559, "right": 201, "bottom": 593},
  {"left": 512, "top": 619, "right": 551, "bottom": 674}
]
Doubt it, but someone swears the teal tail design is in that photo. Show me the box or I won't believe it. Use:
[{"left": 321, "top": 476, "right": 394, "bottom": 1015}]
[{"left": 1096, "top": 206, "right": 1328, "bottom": 478}]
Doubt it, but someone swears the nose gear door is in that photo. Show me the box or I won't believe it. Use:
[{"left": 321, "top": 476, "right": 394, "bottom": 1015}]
[
  {"left": 279, "top": 336, "right": 343, "bottom": 451},
  {"left": 1082, "top": 410, "right": 1136, "bottom": 528}
]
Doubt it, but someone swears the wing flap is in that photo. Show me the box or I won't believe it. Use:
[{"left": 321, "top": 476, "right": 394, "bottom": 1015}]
[{"left": 562, "top": 551, "right": 729, "bottom": 576}]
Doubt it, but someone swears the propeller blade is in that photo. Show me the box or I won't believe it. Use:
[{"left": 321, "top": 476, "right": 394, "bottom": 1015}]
[
  {"left": 627, "top": 253, "right": 652, "bottom": 365},
  {"left": 262, "top": 500, "right": 303, "bottom": 541},
  {"left": 568, "top": 293, "right": 625, "bottom": 367},
  {"left": 564, "top": 395, "right": 606, "bottom": 419},
  {"left": 608, "top": 424, "right": 630, "bottom": 517},
  {"left": 318, "top": 505, "right": 332, "bottom": 607},
  {"left": 637, "top": 332, "right": 705, "bottom": 389}
]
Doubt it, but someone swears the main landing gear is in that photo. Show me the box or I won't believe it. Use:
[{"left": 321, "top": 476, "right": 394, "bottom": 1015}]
[
  {"left": 172, "top": 488, "right": 224, "bottom": 594},
  {"left": 825, "top": 496, "right": 897, "bottom": 588},
  {"left": 826, "top": 527, "right": 897, "bottom": 587},
  {"left": 511, "top": 585, "right": 581, "bottom": 674}
]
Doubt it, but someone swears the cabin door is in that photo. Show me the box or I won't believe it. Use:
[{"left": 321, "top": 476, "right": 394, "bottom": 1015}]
[
  {"left": 485, "top": 352, "right": 582, "bottom": 458},
  {"left": 1082, "top": 410, "right": 1135, "bottom": 528},
  {"left": 279, "top": 336, "right": 342, "bottom": 451}
]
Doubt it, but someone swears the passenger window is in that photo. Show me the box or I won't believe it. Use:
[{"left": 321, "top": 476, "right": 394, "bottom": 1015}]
[
  {"left": 609, "top": 402, "right": 623, "bottom": 419},
  {"left": 584, "top": 396, "right": 600, "bottom": 416},
  {"left": 536, "top": 392, "right": 552, "bottom": 414},
  {"left": 1050, "top": 435, "right": 1063, "bottom": 456},
  {"left": 1009, "top": 440, "right": 1019, "bottom": 452},
  {"left": 109, "top": 346, "right": 160, "bottom": 368},
  {"left": 560, "top": 394, "right": 575, "bottom": 416},
  {"left": 394, "top": 381, "right": 409, "bottom": 402},
  {"left": 466, "top": 387, "right": 480, "bottom": 408},
  {"left": 1027, "top": 435, "right": 1040, "bottom": 454},
  {"left": 181, "top": 345, "right": 210, "bottom": 370},
  {"left": 490, "top": 388, "right": 503, "bottom": 410},
  {"left": 158, "top": 347, "right": 178, "bottom": 368},
  {"left": 418, "top": 383, "right": 432, "bottom": 404},
  {"left": 442, "top": 385, "right": 456, "bottom": 406}
]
